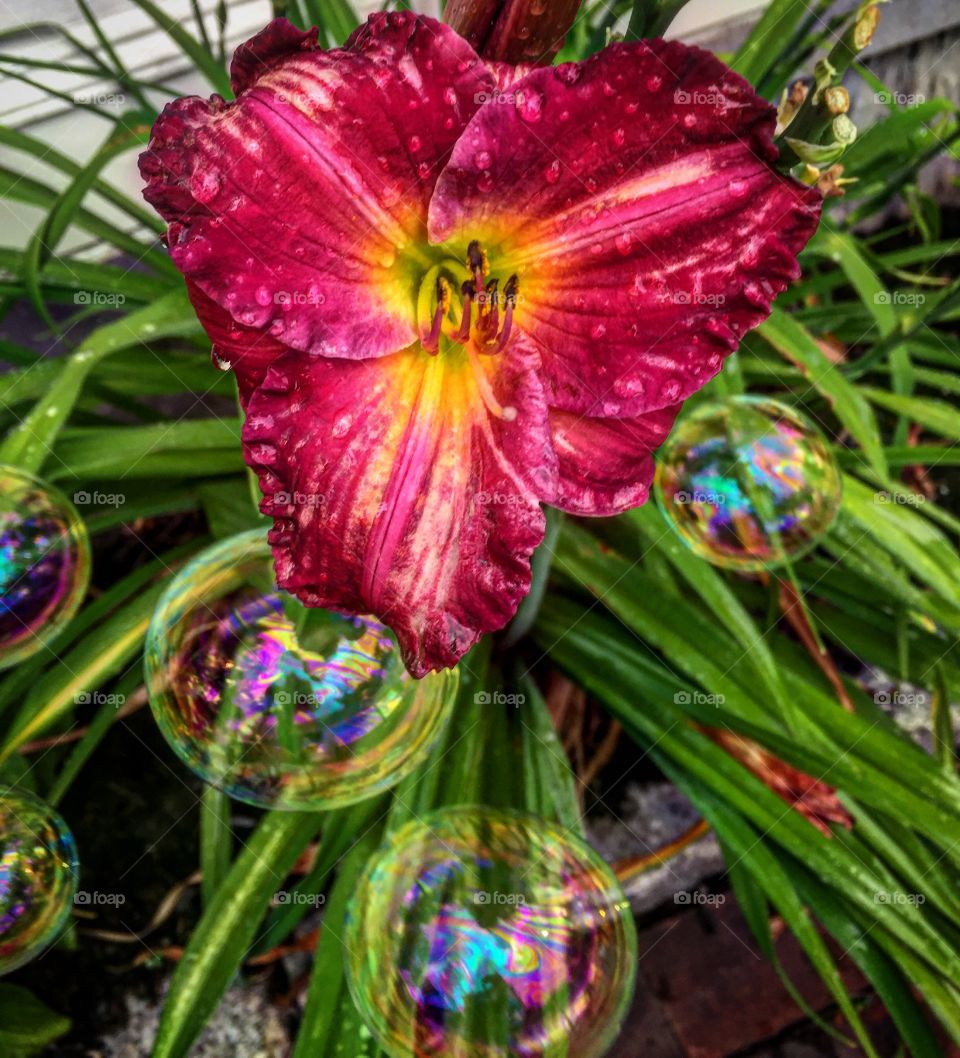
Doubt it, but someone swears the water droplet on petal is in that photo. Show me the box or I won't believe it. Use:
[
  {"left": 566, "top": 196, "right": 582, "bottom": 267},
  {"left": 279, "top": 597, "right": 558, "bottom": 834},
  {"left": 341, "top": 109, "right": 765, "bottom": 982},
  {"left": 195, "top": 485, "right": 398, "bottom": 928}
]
[
  {"left": 615, "top": 232, "right": 632, "bottom": 255},
  {"left": 516, "top": 88, "right": 544, "bottom": 123},
  {"left": 474, "top": 150, "right": 492, "bottom": 169},
  {"left": 646, "top": 75, "right": 662, "bottom": 91},
  {"left": 191, "top": 170, "right": 221, "bottom": 204},
  {"left": 544, "top": 159, "right": 561, "bottom": 185},
  {"left": 612, "top": 127, "right": 626, "bottom": 148},
  {"left": 443, "top": 87, "right": 457, "bottom": 106},
  {"left": 255, "top": 286, "right": 272, "bottom": 307},
  {"left": 418, "top": 162, "right": 432, "bottom": 180},
  {"left": 477, "top": 171, "right": 495, "bottom": 193},
  {"left": 408, "top": 135, "right": 422, "bottom": 153},
  {"left": 590, "top": 323, "right": 607, "bottom": 339}
]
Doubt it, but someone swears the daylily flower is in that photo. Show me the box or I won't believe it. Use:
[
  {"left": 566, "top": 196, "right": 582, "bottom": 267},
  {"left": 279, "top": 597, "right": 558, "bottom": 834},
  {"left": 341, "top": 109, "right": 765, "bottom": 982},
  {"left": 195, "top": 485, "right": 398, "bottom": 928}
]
[{"left": 140, "top": 12, "right": 820, "bottom": 677}]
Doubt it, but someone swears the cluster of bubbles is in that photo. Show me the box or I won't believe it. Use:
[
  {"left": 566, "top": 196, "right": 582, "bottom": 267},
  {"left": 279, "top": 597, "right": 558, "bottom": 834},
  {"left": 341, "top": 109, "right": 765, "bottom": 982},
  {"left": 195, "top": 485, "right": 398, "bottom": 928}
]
[
  {"left": 345, "top": 807, "right": 637, "bottom": 1058},
  {"left": 0, "top": 789, "right": 78, "bottom": 975},
  {"left": 0, "top": 466, "right": 90, "bottom": 669},
  {"left": 144, "top": 532, "right": 458, "bottom": 810},
  {"left": 655, "top": 396, "right": 841, "bottom": 572}
]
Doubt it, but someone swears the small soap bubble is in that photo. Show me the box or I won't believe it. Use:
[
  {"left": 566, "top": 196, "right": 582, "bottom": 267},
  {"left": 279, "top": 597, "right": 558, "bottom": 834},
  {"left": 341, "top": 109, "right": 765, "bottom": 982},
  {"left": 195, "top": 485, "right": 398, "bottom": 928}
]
[
  {"left": 145, "top": 532, "right": 457, "bottom": 810},
  {"left": 0, "top": 789, "right": 78, "bottom": 975},
  {"left": 345, "top": 807, "right": 637, "bottom": 1058},
  {"left": 0, "top": 466, "right": 90, "bottom": 669},
  {"left": 655, "top": 396, "right": 841, "bottom": 571}
]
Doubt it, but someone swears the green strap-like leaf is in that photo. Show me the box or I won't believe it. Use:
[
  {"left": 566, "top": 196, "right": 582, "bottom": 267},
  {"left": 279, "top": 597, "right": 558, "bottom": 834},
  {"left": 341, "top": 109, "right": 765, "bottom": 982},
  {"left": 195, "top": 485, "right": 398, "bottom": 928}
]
[{"left": 152, "top": 811, "right": 323, "bottom": 1058}]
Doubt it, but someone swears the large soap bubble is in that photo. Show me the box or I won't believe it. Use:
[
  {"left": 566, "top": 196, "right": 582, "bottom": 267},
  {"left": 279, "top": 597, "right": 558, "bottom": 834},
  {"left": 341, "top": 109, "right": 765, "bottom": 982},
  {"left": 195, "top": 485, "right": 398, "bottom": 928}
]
[
  {"left": 655, "top": 396, "right": 841, "bottom": 571},
  {"left": 346, "top": 806, "right": 637, "bottom": 1058},
  {"left": 0, "top": 466, "right": 90, "bottom": 668},
  {"left": 0, "top": 788, "right": 78, "bottom": 974},
  {"left": 145, "top": 531, "right": 457, "bottom": 810}
]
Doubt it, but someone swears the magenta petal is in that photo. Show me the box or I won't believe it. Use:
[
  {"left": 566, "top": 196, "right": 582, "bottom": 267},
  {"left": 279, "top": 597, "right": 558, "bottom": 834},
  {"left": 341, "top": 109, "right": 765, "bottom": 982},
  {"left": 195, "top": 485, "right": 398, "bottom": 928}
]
[
  {"left": 186, "top": 281, "right": 288, "bottom": 405},
  {"left": 230, "top": 19, "right": 319, "bottom": 95},
  {"left": 241, "top": 337, "right": 555, "bottom": 676},
  {"left": 140, "top": 13, "right": 495, "bottom": 361},
  {"left": 429, "top": 40, "right": 821, "bottom": 416},
  {"left": 550, "top": 403, "right": 680, "bottom": 515}
]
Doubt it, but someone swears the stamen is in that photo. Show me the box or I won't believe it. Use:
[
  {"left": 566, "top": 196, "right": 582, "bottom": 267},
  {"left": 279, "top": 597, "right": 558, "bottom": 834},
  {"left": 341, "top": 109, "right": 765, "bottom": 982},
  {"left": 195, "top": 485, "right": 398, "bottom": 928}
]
[
  {"left": 484, "top": 278, "right": 500, "bottom": 336},
  {"left": 487, "top": 275, "right": 519, "bottom": 354},
  {"left": 468, "top": 344, "right": 517, "bottom": 421},
  {"left": 422, "top": 276, "right": 451, "bottom": 354},
  {"left": 456, "top": 280, "right": 476, "bottom": 343},
  {"left": 467, "top": 239, "right": 490, "bottom": 310}
]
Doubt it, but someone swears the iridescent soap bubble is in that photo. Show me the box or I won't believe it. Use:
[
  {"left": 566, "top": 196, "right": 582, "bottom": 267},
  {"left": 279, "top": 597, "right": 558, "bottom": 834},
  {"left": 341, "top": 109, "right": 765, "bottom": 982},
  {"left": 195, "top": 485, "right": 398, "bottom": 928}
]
[
  {"left": 345, "top": 807, "right": 637, "bottom": 1058},
  {"left": 0, "top": 466, "right": 90, "bottom": 669},
  {"left": 144, "top": 531, "right": 458, "bottom": 810},
  {"left": 0, "top": 788, "right": 78, "bottom": 974},
  {"left": 654, "top": 396, "right": 841, "bottom": 572}
]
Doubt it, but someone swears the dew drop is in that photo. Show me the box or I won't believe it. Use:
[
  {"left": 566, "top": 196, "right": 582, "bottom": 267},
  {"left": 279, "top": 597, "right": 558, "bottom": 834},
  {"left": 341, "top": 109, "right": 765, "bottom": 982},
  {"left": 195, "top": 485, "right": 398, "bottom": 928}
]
[
  {"left": 590, "top": 323, "right": 607, "bottom": 339},
  {"left": 474, "top": 150, "right": 492, "bottom": 169},
  {"left": 408, "top": 135, "right": 422, "bottom": 153},
  {"left": 516, "top": 88, "right": 544, "bottom": 123},
  {"left": 615, "top": 232, "right": 632, "bottom": 256},
  {"left": 418, "top": 162, "right": 432, "bottom": 180},
  {"left": 443, "top": 87, "right": 457, "bottom": 106},
  {"left": 477, "top": 171, "right": 495, "bottom": 193},
  {"left": 612, "top": 127, "right": 626, "bottom": 148},
  {"left": 555, "top": 64, "right": 582, "bottom": 86},
  {"left": 191, "top": 170, "right": 221, "bottom": 204},
  {"left": 646, "top": 75, "right": 662, "bottom": 91},
  {"left": 255, "top": 285, "right": 272, "bottom": 307},
  {"left": 544, "top": 159, "right": 561, "bottom": 185}
]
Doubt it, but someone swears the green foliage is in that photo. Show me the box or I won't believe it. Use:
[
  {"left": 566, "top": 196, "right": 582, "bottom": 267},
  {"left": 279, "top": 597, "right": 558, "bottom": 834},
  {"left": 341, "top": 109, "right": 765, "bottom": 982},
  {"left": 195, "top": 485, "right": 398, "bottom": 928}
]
[
  {"left": 0, "top": 0, "right": 957, "bottom": 1054},
  {"left": 0, "top": 984, "right": 71, "bottom": 1056}
]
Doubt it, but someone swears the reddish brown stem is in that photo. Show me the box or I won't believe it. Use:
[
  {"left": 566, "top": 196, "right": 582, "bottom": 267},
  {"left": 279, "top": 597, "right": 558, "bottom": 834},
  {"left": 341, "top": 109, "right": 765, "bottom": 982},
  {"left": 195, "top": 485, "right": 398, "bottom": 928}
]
[{"left": 445, "top": 0, "right": 583, "bottom": 65}]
